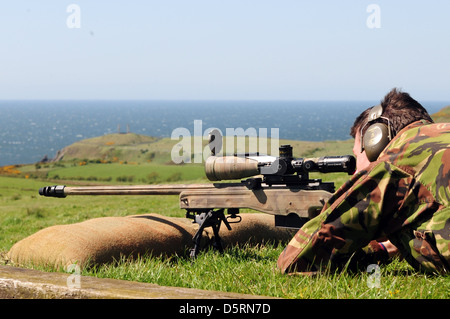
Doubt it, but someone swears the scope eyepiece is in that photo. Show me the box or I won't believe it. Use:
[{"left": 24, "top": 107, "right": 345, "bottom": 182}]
[
  {"left": 292, "top": 156, "right": 356, "bottom": 175},
  {"left": 316, "top": 155, "right": 356, "bottom": 175}
]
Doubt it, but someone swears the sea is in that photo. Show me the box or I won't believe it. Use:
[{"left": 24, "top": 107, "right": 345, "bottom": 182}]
[{"left": 0, "top": 100, "right": 447, "bottom": 167}]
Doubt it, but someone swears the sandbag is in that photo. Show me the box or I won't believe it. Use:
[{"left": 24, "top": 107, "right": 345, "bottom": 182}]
[
  {"left": 7, "top": 214, "right": 196, "bottom": 268},
  {"left": 212, "top": 213, "right": 294, "bottom": 248},
  {"left": 7, "top": 213, "right": 294, "bottom": 268}
]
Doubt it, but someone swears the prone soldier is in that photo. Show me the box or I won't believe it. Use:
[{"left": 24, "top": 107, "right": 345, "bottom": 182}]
[{"left": 277, "top": 88, "right": 450, "bottom": 274}]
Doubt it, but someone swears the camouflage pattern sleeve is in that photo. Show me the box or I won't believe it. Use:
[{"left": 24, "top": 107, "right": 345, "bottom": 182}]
[{"left": 277, "top": 121, "right": 450, "bottom": 274}]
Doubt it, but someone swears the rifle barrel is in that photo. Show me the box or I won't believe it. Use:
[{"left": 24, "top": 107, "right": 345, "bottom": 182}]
[{"left": 39, "top": 184, "right": 216, "bottom": 197}]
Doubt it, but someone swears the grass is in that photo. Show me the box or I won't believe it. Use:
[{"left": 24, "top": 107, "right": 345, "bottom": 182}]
[
  {"left": 1, "top": 172, "right": 449, "bottom": 299},
  {"left": 96, "top": 249, "right": 444, "bottom": 299},
  {"left": 46, "top": 162, "right": 206, "bottom": 183},
  {"left": 29, "top": 244, "right": 450, "bottom": 299}
]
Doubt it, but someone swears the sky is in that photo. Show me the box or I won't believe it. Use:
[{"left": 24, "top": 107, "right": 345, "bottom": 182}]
[{"left": 0, "top": 1, "right": 449, "bottom": 101}]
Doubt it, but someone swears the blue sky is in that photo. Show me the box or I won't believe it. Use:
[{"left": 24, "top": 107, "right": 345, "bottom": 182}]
[{"left": 1, "top": 1, "right": 449, "bottom": 101}]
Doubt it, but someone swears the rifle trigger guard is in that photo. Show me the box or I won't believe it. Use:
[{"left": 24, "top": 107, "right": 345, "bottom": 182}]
[{"left": 226, "top": 214, "right": 242, "bottom": 224}]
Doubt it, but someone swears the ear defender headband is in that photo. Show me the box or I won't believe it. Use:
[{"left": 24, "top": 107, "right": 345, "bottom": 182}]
[{"left": 360, "top": 104, "right": 392, "bottom": 162}]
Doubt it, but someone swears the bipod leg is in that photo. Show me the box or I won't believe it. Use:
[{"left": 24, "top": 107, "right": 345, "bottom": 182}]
[
  {"left": 189, "top": 211, "right": 210, "bottom": 259},
  {"left": 210, "top": 216, "right": 224, "bottom": 253},
  {"left": 187, "top": 209, "right": 231, "bottom": 259}
]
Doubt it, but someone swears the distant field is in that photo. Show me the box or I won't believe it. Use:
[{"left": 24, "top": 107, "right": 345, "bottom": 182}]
[
  {"left": 48, "top": 132, "right": 356, "bottom": 163},
  {"left": 3, "top": 133, "right": 354, "bottom": 191},
  {"left": 44, "top": 162, "right": 207, "bottom": 184}
]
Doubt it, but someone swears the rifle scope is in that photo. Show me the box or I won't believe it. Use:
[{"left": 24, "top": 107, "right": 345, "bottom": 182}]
[{"left": 205, "top": 144, "right": 356, "bottom": 181}]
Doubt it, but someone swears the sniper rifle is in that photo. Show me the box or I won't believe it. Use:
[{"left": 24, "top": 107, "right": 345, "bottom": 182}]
[{"left": 39, "top": 144, "right": 355, "bottom": 258}]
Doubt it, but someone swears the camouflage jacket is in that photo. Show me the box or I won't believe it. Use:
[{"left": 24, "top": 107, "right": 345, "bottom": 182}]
[{"left": 277, "top": 120, "right": 450, "bottom": 274}]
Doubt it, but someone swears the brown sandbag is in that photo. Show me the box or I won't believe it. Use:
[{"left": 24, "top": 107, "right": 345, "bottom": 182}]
[
  {"left": 7, "top": 213, "right": 294, "bottom": 268},
  {"left": 7, "top": 214, "right": 196, "bottom": 268},
  {"left": 213, "top": 213, "right": 294, "bottom": 248}
]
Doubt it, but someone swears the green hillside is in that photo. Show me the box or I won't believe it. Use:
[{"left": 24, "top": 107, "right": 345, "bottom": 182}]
[
  {"left": 48, "top": 104, "right": 450, "bottom": 165},
  {"left": 50, "top": 132, "right": 355, "bottom": 165},
  {"left": 53, "top": 133, "right": 173, "bottom": 164},
  {"left": 0, "top": 133, "right": 354, "bottom": 189},
  {"left": 432, "top": 105, "right": 450, "bottom": 123}
]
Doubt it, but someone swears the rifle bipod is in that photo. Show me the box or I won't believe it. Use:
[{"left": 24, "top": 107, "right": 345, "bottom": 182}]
[{"left": 186, "top": 209, "right": 242, "bottom": 258}]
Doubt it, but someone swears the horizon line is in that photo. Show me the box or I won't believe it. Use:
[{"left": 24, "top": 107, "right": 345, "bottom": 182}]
[{"left": 0, "top": 98, "right": 449, "bottom": 103}]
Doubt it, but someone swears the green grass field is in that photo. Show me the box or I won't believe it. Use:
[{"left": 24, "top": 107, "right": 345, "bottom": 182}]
[
  {"left": 1, "top": 130, "right": 449, "bottom": 299},
  {"left": 1, "top": 170, "right": 449, "bottom": 299},
  {"left": 0, "top": 175, "right": 184, "bottom": 251}
]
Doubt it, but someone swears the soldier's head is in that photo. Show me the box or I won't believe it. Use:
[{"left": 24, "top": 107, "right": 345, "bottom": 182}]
[{"left": 350, "top": 88, "right": 433, "bottom": 169}]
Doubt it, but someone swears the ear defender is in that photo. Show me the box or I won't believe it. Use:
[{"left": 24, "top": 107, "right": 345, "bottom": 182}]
[{"left": 360, "top": 104, "right": 392, "bottom": 162}]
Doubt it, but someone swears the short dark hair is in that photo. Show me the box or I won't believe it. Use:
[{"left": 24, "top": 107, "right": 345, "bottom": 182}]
[{"left": 350, "top": 88, "right": 433, "bottom": 138}]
